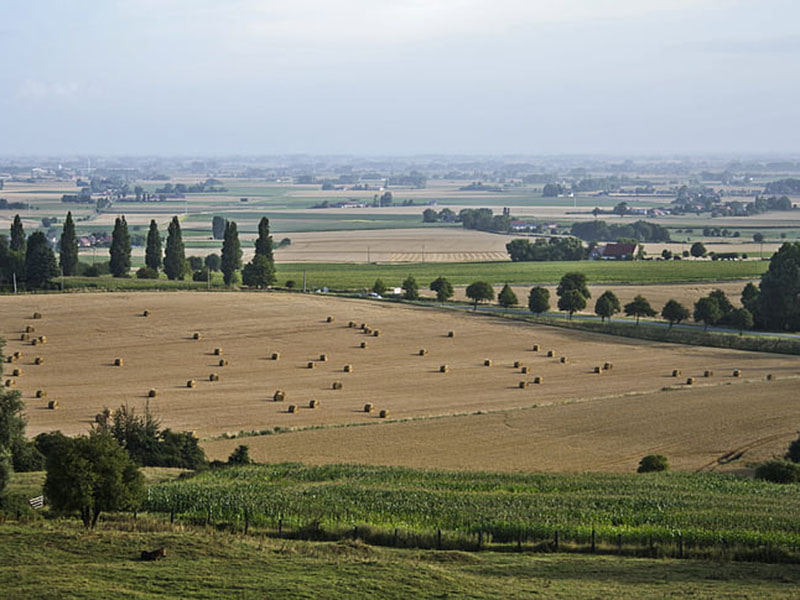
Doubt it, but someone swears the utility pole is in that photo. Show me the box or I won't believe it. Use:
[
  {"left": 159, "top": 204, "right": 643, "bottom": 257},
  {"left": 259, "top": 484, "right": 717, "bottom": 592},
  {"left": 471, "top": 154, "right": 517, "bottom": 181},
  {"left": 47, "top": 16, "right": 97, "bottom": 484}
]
[{"left": 12, "top": 271, "right": 17, "bottom": 294}]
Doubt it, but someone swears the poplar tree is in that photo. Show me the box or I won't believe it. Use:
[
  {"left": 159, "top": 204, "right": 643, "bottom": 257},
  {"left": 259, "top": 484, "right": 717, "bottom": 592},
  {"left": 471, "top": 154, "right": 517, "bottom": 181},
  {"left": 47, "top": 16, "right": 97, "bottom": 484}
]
[
  {"left": 145, "top": 220, "right": 162, "bottom": 271},
  {"left": 164, "top": 216, "right": 186, "bottom": 280},
  {"left": 10, "top": 215, "right": 25, "bottom": 252},
  {"left": 109, "top": 216, "right": 131, "bottom": 277},
  {"left": 59, "top": 211, "right": 79, "bottom": 276},
  {"left": 221, "top": 220, "right": 242, "bottom": 286},
  {"left": 254, "top": 217, "right": 274, "bottom": 261},
  {"left": 25, "top": 231, "right": 58, "bottom": 288}
]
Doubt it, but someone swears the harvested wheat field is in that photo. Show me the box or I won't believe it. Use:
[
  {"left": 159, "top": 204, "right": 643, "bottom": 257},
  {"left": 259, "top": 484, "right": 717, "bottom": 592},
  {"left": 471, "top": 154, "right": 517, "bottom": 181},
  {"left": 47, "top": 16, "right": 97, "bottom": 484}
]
[
  {"left": 1, "top": 292, "right": 798, "bottom": 472},
  {"left": 204, "top": 379, "right": 800, "bottom": 473}
]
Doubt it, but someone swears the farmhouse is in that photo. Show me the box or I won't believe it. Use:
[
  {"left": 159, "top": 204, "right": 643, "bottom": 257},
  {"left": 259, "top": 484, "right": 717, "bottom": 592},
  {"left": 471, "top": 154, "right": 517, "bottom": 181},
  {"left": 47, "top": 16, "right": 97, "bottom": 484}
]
[{"left": 590, "top": 242, "right": 637, "bottom": 261}]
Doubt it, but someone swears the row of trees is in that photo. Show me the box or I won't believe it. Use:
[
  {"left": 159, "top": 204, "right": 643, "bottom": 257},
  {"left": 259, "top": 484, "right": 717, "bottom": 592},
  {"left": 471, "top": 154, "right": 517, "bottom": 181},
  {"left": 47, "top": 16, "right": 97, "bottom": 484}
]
[{"left": 0, "top": 214, "right": 61, "bottom": 289}]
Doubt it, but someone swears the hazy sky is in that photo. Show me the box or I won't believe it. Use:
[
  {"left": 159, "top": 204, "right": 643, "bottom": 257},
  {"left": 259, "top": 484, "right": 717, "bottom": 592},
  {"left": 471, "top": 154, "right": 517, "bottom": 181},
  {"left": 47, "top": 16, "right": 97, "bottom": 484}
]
[{"left": 1, "top": 0, "right": 798, "bottom": 156}]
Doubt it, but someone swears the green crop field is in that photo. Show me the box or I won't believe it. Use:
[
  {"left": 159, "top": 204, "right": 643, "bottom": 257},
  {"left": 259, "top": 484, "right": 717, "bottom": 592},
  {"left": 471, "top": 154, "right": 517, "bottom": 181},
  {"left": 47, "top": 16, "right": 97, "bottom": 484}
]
[
  {"left": 146, "top": 464, "right": 800, "bottom": 559},
  {"left": 274, "top": 259, "right": 768, "bottom": 289}
]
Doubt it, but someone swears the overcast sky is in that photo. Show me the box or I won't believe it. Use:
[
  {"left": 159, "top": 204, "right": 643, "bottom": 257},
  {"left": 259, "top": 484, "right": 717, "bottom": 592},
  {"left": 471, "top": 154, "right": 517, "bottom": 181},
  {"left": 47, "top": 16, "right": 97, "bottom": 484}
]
[{"left": 1, "top": 0, "right": 798, "bottom": 156}]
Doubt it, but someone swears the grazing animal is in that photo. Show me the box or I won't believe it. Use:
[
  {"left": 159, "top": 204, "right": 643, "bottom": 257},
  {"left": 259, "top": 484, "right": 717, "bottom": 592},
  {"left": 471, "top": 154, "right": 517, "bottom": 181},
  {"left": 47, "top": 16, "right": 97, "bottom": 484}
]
[{"left": 141, "top": 547, "right": 167, "bottom": 561}]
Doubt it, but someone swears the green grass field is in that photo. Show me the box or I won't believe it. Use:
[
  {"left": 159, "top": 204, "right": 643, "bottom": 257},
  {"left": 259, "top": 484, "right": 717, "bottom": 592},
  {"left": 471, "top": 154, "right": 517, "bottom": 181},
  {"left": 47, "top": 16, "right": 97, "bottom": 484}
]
[{"left": 274, "top": 259, "right": 767, "bottom": 289}]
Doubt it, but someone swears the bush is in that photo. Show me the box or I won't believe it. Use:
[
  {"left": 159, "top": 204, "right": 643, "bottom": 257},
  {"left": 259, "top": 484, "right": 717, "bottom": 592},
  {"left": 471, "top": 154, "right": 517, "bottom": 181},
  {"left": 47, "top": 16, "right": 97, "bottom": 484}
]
[
  {"left": 83, "top": 265, "right": 101, "bottom": 277},
  {"left": 136, "top": 266, "right": 159, "bottom": 279},
  {"left": 11, "top": 438, "right": 45, "bottom": 472},
  {"left": 192, "top": 267, "right": 210, "bottom": 282},
  {"left": 755, "top": 460, "right": 800, "bottom": 484},
  {"left": 285, "top": 280, "right": 296, "bottom": 289},
  {"left": 637, "top": 454, "right": 669, "bottom": 473}
]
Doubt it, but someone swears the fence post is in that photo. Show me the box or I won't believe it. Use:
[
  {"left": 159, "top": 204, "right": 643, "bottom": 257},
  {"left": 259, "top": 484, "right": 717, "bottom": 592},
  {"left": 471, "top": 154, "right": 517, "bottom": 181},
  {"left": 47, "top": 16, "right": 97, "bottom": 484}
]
[
  {"left": 437, "top": 529, "right": 442, "bottom": 550},
  {"left": 591, "top": 528, "right": 596, "bottom": 553},
  {"left": 678, "top": 533, "right": 684, "bottom": 559}
]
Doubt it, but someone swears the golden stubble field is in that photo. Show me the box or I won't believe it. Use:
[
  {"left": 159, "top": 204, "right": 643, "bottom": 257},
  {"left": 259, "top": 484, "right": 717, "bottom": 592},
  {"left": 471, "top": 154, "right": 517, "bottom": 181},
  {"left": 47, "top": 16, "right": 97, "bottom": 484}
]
[{"left": 2, "top": 292, "right": 798, "bottom": 472}]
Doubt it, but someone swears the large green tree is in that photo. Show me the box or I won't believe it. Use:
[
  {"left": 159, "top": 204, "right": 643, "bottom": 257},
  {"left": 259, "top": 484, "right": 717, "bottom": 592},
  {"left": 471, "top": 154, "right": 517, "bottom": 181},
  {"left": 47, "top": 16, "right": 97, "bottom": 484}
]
[
  {"left": 528, "top": 286, "right": 550, "bottom": 315},
  {"left": 10, "top": 214, "right": 25, "bottom": 252},
  {"left": 145, "top": 220, "right": 162, "bottom": 271},
  {"left": 594, "top": 290, "right": 621, "bottom": 322},
  {"left": 211, "top": 216, "right": 226, "bottom": 240},
  {"left": 402, "top": 275, "right": 419, "bottom": 300},
  {"left": 497, "top": 284, "right": 518, "bottom": 309},
  {"left": 624, "top": 295, "right": 656, "bottom": 324},
  {"left": 429, "top": 276, "right": 454, "bottom": 303},
  {"left": 557, "top": 272, "right": 591, "bottom": 300},
  {"left": 242, "top": 254, "right": 275, "bottom": 288},
  {"left": 465, "top": 281, "right": 494, "bottom": 310},
  {"left": 24, "top": 231, "right": 58, "bottom": 288},
  {"left": 164, "top": 217, "right": 186, "bottom": 280},
  {"left": 44, "top": 432, "right": 144, "bottom": 528},
  {"left": 557, "top": 289, "right": 586, "bottom": 319},
  {"left": 0, "top": 388, "right": 26, "bottom": 498},
  {"left": 661, "top": 299, "right": 690, "bottom": 328},
  {"left": 59, "top": 211, "right": 79, "bottom": 276},
  {"left": 254, "top": 217, "right": 274, "bottom": 262},
  {"left": 729, "top": 307, "right": 754, "bottom": 335},
  {"left": 109, "top": 216, "right": 131, "bottom": 277},
  {"left": 221, "top": 220, "right": 242, "bottom": 286},
  {"left": 755, "top": 242, "right": 800, "bottom": 331},
  {"left": 694, "top": 296, "right": 722, "bottom": 331}
]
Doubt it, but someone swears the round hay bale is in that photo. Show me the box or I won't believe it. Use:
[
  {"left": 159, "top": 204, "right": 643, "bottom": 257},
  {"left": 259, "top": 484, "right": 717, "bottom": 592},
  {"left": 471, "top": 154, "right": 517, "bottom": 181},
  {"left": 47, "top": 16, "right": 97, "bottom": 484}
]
[
  {"left": 766, "top": 374, "right": 774, "bottom": 381},
  {"left": 209, "top": 373, "right": 220, "bottom": 382},
  {"left": 360, "top": 341, "right": 368, "bottom": 349},
  {"left": 360, "top": 323, "right": 367, "bottom": 330},
  {"left": 686, "top": 377, "right": 695, "bottom": 385},
  {"left": 672, "top": 369, "right": 681, "bottom": 377},
  {"left": 35, "top": 389, "right": 46, "bottom": 398},
  {"left": 309, "top": 399, "right": 319, "bottom": 409},
  {"left": 343, "top": 364, "right": 353, "bottom": 373},
  {"left": 288, "top": 404, "right": 298, "bottom": 413},
  {"left": 38, "top": 336, "right": 47, "bottom": 345},
  {"left": 533, "top": 376, "right": 543, "bottom": 384},
  {"left": 186, "top": 379, "right": 196, "bottom": 388},
  {"left": 546, "top": 350, "right": 555, "bottom": 357},
  {"left": 193, "top": 332, "right": 202, "bottom": 340},
  {"left": 483, "top": 359, "right": 492, "bottom": 366},
  {"left": 733, "top": 369, "right": 742, "bottom": 377},
  {"left": 518, "top": 381, "right": 528, "bottom": 389},
  {"left": 326, "top": 316, "right": 335, "bottom": 323},
  {"left": 559, "top": 356, "right": 568, "bottom": 364},
  {"left": 364, "top": 327, "right": 372, "bottom": 335},
  {"left": 148, "top": 389, "right": 158, "bottom": 398},
  {"left": 4, "top": 379, "right": 14, "bottom": 388},
  {"left": 513, "top": 360, "right": 521, "bottom": 368},
  {"left": 20, "top": 333, "right": 30, "bottom": 341},
  {"left": 114, "top": 358, "right": 123, "bottom": 367},
  {"left": 273, "top": 390, "right": 286, "bottom": 402},
  {"left": 379, "top": 409, "right": 389, "bottom": 419},
  {"left": 218, "top": 359, "right": 228, "bottom": 367},
  {"left": 439, "top": 365, "right": 449, "bottom": 373},
  {"left": 142, "top": 310, "right": 150, "bottom": 317},
  {"left": 271, "top": 352, "right": 280, "bottom": 360},
  {"left": 12, "top": 351, "right": 22, "bottom": 359},
  {"left": 348, "top": 321, "right": 356, "bottom": 328},
  {"left": 419, "top": 349, "right": 428, "bottom": 356},
  {"left": 704, "top": 370, "right": 714, "bottom": 377},
  {"left": 33, "top": 312, "right": 42, "bottom": 319},
  {"left": 332, "top": 381, "right": 343, "bottom": 390},
  {"left": 47, "top": 400, "right": 59, "bottom": 410},
  {"left": 25, "top": 325, "right": 35, "bottom": 333},
  {"left": 213, "top": 348, "right": 223, "bottom": 356},
  {"left": 447, "top": 331, "right": 455, "bottom": 338},
  {"left": 603, "top": 362, "right": 613, "bottom": 371},
  {"left": 5, "top": 356, "right": 13, "bottom": 363},
  {"left": 363, "top": 403, "right": 374, "bottom": 413},
  {"left": 594, "top": 366, "right": 602, "bottom": 374},
  {"left": 532, "top": 344, "right": 540, "bottom": 352},
  {"left": 373, "top": 330, "right": 381, "bottom": 337},
  {"left": 307, "top": 361, "right": 315, "bottom": 369},
  {"left": 319, "top": 354, "right": 328, "bottom": 362},
  {"left": 34, "top": 357, "right": 44, "bottom": 365},
  {"left": 521, "top": 366, "right": 529, "bottom": 374},
  {"left": 31, "top": 338, "right": 39, "bottom": 346},
  {"left": 12, "top": 368, "right": 22, "bottom": 377}
]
